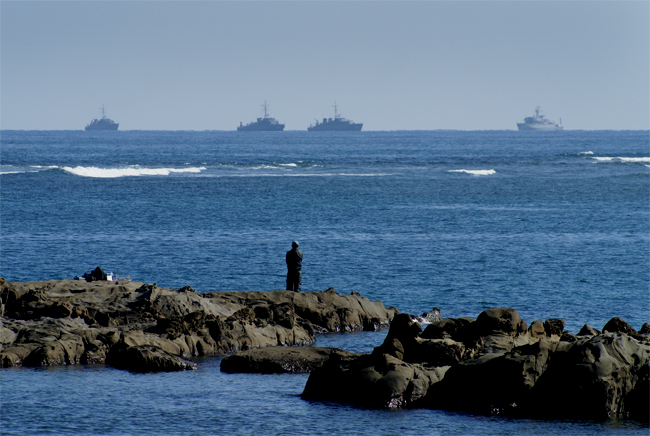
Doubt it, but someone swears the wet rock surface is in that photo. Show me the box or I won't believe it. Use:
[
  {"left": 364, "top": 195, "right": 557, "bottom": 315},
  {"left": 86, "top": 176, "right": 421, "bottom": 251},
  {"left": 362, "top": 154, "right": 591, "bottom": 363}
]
[
  {"left": 221, "top": 346, "right": 359, "bottom": 374},
  {"left": 302, "top": 308, "right": 650, "bottom": 421},
  {"left": 0, "top": 279, "right": 396, "bottom": 372}
]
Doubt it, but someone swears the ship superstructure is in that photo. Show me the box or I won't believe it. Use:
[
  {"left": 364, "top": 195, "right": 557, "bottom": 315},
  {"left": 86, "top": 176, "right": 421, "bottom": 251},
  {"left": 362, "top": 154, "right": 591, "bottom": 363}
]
[
  {"left": 517, "top": 107, "right": 563, "bottom": 131},
  {"left": 85, "top": 106, "right": 119, "bottom": 131},
  {"left": 237, "top": 102, "right": 285, "bottom": 131},
  {"left": 308, "top": 103, "right": 362, "bottom": 131}
]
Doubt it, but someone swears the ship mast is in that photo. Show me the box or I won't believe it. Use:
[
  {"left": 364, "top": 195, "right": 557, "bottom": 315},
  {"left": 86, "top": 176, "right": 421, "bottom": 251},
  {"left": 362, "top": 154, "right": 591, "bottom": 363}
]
[
  {"left": 333, "top": 102, "right": 339, "bottom": 119},
  {"left": 101, "top": 105, "right": 106, "bottom": 119},
  {"left": 262, "top": 101, "right": 269, "bottom": 118}
]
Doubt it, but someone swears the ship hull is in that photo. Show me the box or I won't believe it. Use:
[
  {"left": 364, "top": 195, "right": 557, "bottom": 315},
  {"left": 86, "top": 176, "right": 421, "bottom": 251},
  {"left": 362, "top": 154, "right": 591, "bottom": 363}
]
[
  {"left": 517, "top": 123, "right": 563, "bottom": 131},
  {"left": 237, "top": 124, "right": 285, "bottom": 131},
  {"left": 85, "top": 124, "right": 119, "bottom": 131},
  {"left": 307, "top": 123, "right": 362, "bottom": 132}
]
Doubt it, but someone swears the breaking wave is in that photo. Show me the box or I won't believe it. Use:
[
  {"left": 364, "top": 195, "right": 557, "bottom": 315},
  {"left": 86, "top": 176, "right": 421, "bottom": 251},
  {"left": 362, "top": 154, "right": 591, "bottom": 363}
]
[
  {"left": 221, "top": 172, "right": 392, "bottom": 177},
  {"left": 248, "top": 162, "right": 309, "bottom": 170},
  {"left": 448, "top": 169, "right": 496, "bottom": 176},
  {"left": 61, "top": 166, "right": 206, "bottom": 178},
  {"left": 0, "top": 165, "right": 58, "bottom": 175},
  {"left": 592, "top": 157, "right": 650, "bottom": 163}
]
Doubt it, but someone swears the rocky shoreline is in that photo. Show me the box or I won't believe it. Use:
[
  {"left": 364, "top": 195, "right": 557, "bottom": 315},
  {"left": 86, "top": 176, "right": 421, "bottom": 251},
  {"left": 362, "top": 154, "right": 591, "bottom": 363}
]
[
  {"left": 2, "top": 278, "right": 648, "bottom": 421},
  {"left": 0, "top": 278, "right": 396, "bottom": 371},
  {"left": 302, "top": 309, "right": 650, "bottom": 421}
]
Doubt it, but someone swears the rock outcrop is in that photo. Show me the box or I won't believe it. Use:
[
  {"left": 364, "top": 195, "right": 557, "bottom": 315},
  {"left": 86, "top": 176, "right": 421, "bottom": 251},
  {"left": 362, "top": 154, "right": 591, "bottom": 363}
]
[
  {"left": 302, "top": 308, "right": 650, "bottom": 421},
  {"left": 221, "top": 346, "right": 359, "bottom": 374},
  {"left": 302, "top": 347, "right": 450, "bottom": 409},
  {"left": 0, "top": 279, "right": 396, "bottom": 372}
]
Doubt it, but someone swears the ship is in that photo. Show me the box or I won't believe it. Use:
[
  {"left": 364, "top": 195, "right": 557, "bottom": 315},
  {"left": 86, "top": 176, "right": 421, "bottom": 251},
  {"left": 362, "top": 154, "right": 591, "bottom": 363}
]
[
  {"left": 307, "top": 103, "right": 362, "bottom": 131},
  {"left": 85, "top": 106, "right": 119, "bottom": 131},
  {"left": 517, "top": 106, "right": 563, "bottom": 131},
  {"left": 237, "top": 102, "right": 285, "bottom": 131}
]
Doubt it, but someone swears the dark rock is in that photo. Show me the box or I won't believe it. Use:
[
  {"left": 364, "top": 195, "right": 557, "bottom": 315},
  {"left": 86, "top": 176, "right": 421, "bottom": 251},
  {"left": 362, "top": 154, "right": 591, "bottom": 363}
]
[
  {"left": 375, "top": 313, "right": 467, "bottom": 366},
  {"left": 603, "top": 317, "right": 637, "bottom": 335},
  {"left": 422, "top": 333, "right": 650, "bottom": 420},
  {"left": 1, "top": 343, "right": 40, "bottom": 367},
  {"left": 624, "top": 356, "right": 649, "bottom": 421},
  {"left": 302, "top": 352, "right": 449, "bottom": 409},
  {"left": 544, "top": 318, "right": 565, "bottom": 337},
  {"left": 422, "top": 338, "right": 560, "bottom": 415},
  {"left": 480, "top": 333, "right": 528, "bottom": 356},
  {"left": 559, "top": 332, "right": 577, "bottom": 342},
  {"left": 44, "top": 301, "right": 73, "bottom": 319},
  {"left": 602, "top": 317, "right": 647, "bottom": 341},
  {"left": 302, "top": 306, "right": 650, "bottom": 421},
  {"left": 475, "top": 308, "right": 523, "bottom": 337},
  {"left": 517, "top": 319, "right": 528, "bottom": 335},
  {"left": 292, "top": 287, "right": 397, "bottom": 332},
  {"left": 640, "top": 322, "right": 650, "bottom": 335},
  {"left": 420, "top": 317, "right": 475, "bottom": 342},
  {"left": 272, "top": 302, "right": 295, "bottom": 329},
  {"left": 23, "top": 336, "right": 85, "bottom": 367},
  {"left": 80, "top": 336, "right": 110, "bottom": 364},
  {"left": 221, "top": 346, "right": 357, "bottom": 374},
  {"left": 373, "top": 313, "right": 422, "bottom": 361},
  {"left": 146, "top": 317, "right": 190, "bottom": 339},
  {"left": 0, "top": 326, "right": 17, "bottom": 347},
  {"left": 528, "top": 320, "right": 546, "bottom": 338},
  {"left": 3, "top": 318, "right": 92, "bottom": 367},
  {"left": 106, "top": 344, "right": 196, "bottom": 372},
  {"left": 94, "top": 311, "right": 115, "bottom": 327},
  {"left": 83, "top": 266, "right": 107, "bottom": 282},
  {"left": 414, "top": 307, "right": 442, "bottom": 324},
  {"left": 71, "top": 306, "right": 93, "bottom": 325},
  {"left": 523, "top": 334, "right": 649, "bottom": 420},
  {"left": 577, "top": 324, "right": 599, "bottom": 336},
  {"left": 1, "top": 280, "right": 395, "bottom": 372},
  {"left": 407, "top": 338, "right": 466, "bottom": 367},
  {"left": 253, "top": 305, "right": 272, "bottom": 320}
]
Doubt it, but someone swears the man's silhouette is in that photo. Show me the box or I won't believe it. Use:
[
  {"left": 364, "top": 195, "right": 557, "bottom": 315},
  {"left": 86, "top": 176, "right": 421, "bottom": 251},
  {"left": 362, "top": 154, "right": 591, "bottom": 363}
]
[{"left": 286, "top": 241, "right": 303, "bottom": 292}]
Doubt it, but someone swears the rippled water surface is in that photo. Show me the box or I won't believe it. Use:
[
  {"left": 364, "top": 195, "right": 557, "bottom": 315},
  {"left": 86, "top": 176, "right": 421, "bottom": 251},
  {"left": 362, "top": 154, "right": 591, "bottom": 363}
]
[{"left": 1, "top": 130, "right": 649, "bottom": 435}]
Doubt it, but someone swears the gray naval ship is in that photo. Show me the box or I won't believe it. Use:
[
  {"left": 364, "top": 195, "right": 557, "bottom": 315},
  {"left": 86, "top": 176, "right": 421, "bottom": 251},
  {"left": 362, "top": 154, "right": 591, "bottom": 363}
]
[
  {"left": 85, "top": 106, "right": 119, "bottom": 131},
  {"left": 517, "top": 106, "right": 563, "bottom": 131},
  {"left": 308, "top": 103, "right": 362, "bottom": 131},
  {"left": 237, "top": 102, "right": 285, "bottom": 131}
]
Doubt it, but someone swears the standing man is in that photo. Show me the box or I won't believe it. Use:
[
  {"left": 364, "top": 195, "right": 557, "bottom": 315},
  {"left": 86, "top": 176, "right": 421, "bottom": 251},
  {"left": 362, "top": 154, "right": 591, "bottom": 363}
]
[{"left": 286, "top": 241, "right": 303, "bottom": 292}]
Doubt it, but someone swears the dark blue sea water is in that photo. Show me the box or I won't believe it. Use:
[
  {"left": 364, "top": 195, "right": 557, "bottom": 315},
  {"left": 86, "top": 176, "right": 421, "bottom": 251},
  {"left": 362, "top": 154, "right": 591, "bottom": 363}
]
[{"left": 1, "top": 130, "right": 649, "bottom": 435}]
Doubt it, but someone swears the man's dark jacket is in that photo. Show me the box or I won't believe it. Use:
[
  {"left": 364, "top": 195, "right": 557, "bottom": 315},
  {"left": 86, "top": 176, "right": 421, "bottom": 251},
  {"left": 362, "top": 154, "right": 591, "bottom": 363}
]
[{"left": 286, "top": 248, "right": 303, "bottom": 271}]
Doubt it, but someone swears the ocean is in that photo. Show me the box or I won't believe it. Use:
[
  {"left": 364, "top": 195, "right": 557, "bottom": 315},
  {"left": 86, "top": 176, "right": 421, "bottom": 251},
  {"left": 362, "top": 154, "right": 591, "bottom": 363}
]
[{"left": 1, "top": 130, "right": 648, "bottom": 435}]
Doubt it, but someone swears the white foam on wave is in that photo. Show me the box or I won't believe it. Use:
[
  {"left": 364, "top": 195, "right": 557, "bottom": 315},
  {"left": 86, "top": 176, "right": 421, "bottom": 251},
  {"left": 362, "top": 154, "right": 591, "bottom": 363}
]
[
  {"left": 61, "top": 166, "right": 206, "bottom": 178},
  {"left": 578, "top": 151, "right": 594, "bottom": 155},
  {"left": 592, "top": 157, "right": 650, "bottom": 163},
  {"left": 221, "top": 172, "right": 392, "bottom": 178},
  {"left": 250, "top": 163, "right": 298, "bottom": 170},
  {"left": 448, "top": 169, "right": 496, "bottom": 176},
  {"left": 250, "top": 165, "right": 279, "bottom": 170},
  {"left": 0, "top": 165, "right": 58, "bottom": 175}
]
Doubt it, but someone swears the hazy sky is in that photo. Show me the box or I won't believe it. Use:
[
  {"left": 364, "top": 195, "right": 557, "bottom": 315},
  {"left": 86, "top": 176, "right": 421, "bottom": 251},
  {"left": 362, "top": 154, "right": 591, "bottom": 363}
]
[{"left": 2, "top": 1, "right": 648, "bottom": 130}]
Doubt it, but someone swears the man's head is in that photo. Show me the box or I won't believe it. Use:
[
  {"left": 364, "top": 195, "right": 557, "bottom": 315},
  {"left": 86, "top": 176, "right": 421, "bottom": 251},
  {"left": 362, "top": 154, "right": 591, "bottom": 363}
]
[{"left": 292, "top": 241, "right": 299, "bottom": 248}]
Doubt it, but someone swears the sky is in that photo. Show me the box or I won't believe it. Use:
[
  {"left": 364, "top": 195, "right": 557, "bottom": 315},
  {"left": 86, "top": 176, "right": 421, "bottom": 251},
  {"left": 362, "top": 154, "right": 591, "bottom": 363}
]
[{"left": 1, "top": 1, "right": 648, "bottom": 131}]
